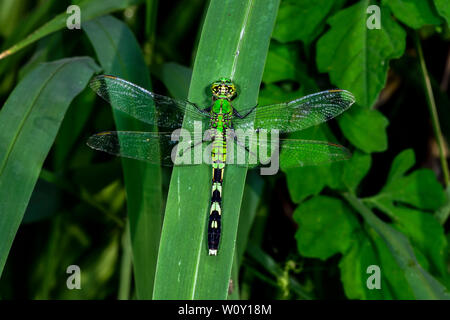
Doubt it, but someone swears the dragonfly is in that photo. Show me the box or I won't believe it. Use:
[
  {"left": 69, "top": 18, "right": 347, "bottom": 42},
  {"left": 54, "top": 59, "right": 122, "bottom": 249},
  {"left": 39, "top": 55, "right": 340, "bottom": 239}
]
[{"left": 87, "top": 75, "right": 355, "bottom": 255}]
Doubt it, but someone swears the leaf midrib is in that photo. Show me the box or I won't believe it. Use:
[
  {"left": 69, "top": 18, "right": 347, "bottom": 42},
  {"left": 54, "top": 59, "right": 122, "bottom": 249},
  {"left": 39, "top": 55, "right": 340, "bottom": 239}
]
[
  {"left": 0, "top": 61, "right": 69, "bottom": 178},
  {"left": 189, "top": 0, "right": 255, "bottom": 299}
]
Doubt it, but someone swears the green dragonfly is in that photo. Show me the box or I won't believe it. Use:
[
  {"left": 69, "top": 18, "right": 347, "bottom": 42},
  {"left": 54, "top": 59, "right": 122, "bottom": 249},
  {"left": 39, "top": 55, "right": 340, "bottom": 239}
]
[{"left": 87, "top": 75, "right": 355, "bottom": 255}]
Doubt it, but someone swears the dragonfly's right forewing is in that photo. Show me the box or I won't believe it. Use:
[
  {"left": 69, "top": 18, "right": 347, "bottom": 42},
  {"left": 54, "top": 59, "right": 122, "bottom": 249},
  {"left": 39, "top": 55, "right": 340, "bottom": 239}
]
[{"left": 90, "top": 75, "right": 209, "bottom": 130}]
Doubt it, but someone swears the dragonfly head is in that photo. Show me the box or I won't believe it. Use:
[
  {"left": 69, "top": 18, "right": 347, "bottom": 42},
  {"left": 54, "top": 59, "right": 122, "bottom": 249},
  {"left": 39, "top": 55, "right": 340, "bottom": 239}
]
[{"left": 211, "top": 78, "right": 236, "bottom": 100}]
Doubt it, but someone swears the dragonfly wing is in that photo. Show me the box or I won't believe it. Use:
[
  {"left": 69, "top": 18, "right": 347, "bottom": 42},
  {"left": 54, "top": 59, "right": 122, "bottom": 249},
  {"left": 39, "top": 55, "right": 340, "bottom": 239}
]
[
  {"left": 233, "top": 89, "right": 355, "bottom": 133},
  {"left": 90, "top": 75, "right": 209, "bottom": 129},
  {"left": 225, "top": 131, "right": 350, "bottom": 168},
  {"left": 87, "top": 131, "right": 210, "bottom": 166},
  {"left": 277, "top": 139, "right": 351, "bottom": 168}
]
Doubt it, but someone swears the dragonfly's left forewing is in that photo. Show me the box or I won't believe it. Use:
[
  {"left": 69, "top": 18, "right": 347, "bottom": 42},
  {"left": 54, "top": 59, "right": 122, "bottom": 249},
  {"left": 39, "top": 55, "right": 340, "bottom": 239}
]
[
  {"left": 227, "top": 132, "right": 351, "bottom": 168},
  {"left": 233, "top": 89, "right": 355, "bottom": 133}
]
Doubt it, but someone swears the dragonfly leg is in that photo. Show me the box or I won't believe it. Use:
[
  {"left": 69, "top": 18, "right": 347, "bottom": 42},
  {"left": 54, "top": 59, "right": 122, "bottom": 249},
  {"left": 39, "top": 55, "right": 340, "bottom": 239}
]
[
  {"left": 233, "top": 104, "right": 258, "bottom": 119},
  {"left": 189, "top": 101, "right": 211, "bottom": 115}
]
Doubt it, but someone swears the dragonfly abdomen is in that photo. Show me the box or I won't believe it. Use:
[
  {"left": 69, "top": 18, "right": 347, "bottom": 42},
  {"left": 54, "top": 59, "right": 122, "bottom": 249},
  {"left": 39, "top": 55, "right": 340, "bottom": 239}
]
[{"left": 208, "top": 130, "right": 227, "bottom": 255}]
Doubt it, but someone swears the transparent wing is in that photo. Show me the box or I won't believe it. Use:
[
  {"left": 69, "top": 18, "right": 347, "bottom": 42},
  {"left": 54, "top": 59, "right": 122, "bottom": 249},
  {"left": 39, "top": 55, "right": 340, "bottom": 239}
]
[
  {"left": 90, "top": 75, "right": 210, "bottom": 129},
  {"left": 225, "top": 131, "right": 351, "bottom": 168},
  {"left": 87, "top": 131, "right": 211, "bottom": 166},
  {"left": 233, "top": 89, "right": 355, "bottom": 133}
]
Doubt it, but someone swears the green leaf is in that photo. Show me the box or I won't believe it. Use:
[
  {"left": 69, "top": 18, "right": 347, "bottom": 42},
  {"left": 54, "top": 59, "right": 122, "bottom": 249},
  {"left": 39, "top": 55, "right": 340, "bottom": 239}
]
[
  {"left": 235, "top": 171, "right": 264, "bottom": 264},
  {"left": 365, "top": 226, "right": 416, "bottom": 299},
  {"left": 329, "top": 150, "right": 372, "bottom": 192},
  {"left": 386, "top": 148, "right": 415, "bottom": 183},
  {"left": 84, "top": 15, "right": 162, "bottom": 299},
  {"left": 378, "top": 169, "right": 446, "bottom": 210},
  {"left": 343, "top": 193, "right": 450, "bottom": 299},
  {"left": 159, "top": 62, "right": 192, "bottom": 99},
  {"left": 0, "top": 0, "right": 144, "bottom": 60},
  {"left": 316, "top": 1, "right": 406, "bottom": 107},
  {"left": 293, "top": 196, "right": 359, "bottom": 260},
  {"left": 53, "top": 89, "right": 95, "bottom": 170},
  {"left": 387, "top": 204, "right": 446, "bottom": 275},
  {"left": 258, "top": 83, "right": 310, "bottom": 106},
  {"left": 262, "top": 42, "right": 300, "bottom": 83},
  {"left": 22, "top": 179, "right": 61, "bottom": 224},
  {"left": 283, "top": 125, "right": 339, "bottom": 203},
  {"left": 435, "top": 184, "right": 450, "bottom": 224},
  {"left": 0, "top": 57, "right": 100, "bottom": 276},
  {"left": 230, "top": 171, "right": 265, "bottom": 299},
  {"left": 434, "top": 0, "right": 450, "bottom": 24},
  {"left": 262, "top": 42, "right": 317, "bottom": 92},
  {"left": 339, "top": 233, "right": 393, "bottom": 299},
  {"left": 272, "top": 0, "right": 334, "bottom": 44},
  {"left": 382, "top": 0, "right": 443, "bottom": 29},
  {"left": 152, "top": 0, "right": 280, "bottom": 299},
  {"left": 0, "top": 0, "right": 27, "bottom": 38},
  {"left": 338, "top": 105, "right": 389, "bottom": 153},
  {"left": 245, "top": 243, "right": 313, "bottom": 299}
]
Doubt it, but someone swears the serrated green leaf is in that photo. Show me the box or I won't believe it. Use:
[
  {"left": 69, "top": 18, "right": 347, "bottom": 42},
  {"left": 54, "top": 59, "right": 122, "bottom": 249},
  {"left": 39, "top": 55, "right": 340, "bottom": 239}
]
[
  {"left": 382, "top": 0, "right": 443, "bottom": 29},
  {"left": 339, "top": 233, "right": 391, "bottom": 299},
  {"left": 344, "top": 193, "right": 450, "bottom": 299},
  {"left": 378, "top": 169, "right": 446, "bottom": 210},
  {"left": 365, "top": 226, "right": 416, "bottom": 299},
  {"left": 370, "top": 200, "right": 447, "bottom": 275},
  {"left": 338, "top": 105, "right": 389, "bottom": 153},
  {"left": 262, "top": 42, "right": 318, "bottom": 92},
  {"left": 293, "top": 196, "right": 359, "bottom": 260},
  {"left": 263, "top": 42, "right": 298, "bottom": 83},
  {"left": 316, "top": 1, "right": 406, "bottom": 107},
  {"left": 434, "top": 0, "right": 450, "bottom": 24},
  {"left": 283, "top": 125, "right": 339, "bottom": 203},
  {"left": 0, "top": 57, "right": 100, "bottom": 276},
  {"left": 435, "top": 184, "right": 450, "bottom": 224},
  {"left": 386, "top": 148, "right": 416, "bottom": 183},
  {"left": 333, "top": 151, "right": 372, "bottom": 192},
  {"left": 272, "top": 0, "right": 334, "bottom": 44}
]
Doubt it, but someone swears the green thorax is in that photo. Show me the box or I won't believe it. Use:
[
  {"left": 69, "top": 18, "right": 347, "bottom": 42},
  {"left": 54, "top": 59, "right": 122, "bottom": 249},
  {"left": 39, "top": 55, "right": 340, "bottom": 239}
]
[{"left": 210, "top": 99, "right": 233, "bottom": 133}]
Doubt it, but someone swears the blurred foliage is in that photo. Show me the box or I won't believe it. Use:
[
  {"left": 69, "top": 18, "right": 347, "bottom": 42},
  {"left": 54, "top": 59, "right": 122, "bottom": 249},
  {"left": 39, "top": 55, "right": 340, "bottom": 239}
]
[{"left": 0, "top": 0, "right": 449, "bottom": 300}]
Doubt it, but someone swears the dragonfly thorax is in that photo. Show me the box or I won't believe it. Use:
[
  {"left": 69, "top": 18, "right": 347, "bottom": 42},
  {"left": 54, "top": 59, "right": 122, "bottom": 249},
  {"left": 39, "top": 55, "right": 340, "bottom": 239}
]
[
  {"left": 211, "top": 99, "right": 233, "bottom": 113},
  {"left": 210, "top": 100, "right": 233, "bottom": 130},
  {"left": 211, "top": 78, "right": 236, "bottom": 100}
]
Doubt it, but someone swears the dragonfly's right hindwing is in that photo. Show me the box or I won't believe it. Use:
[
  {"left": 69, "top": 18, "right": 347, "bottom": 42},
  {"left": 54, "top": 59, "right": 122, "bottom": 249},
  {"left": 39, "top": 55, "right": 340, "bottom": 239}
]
[{"left": 87, "top": 131, "right": 219, "bottom": 167}]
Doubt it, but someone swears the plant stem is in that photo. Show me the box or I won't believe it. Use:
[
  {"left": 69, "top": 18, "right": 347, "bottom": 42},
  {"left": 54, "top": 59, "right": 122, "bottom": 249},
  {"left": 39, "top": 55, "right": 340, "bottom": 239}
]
[
  {"left": 118, "top": 220, "right": 133, "bottom": 300},
  {"left": 39, "top": 169, "right": 125, "bottom": 227},
  {"left": 415, "top": 33, "right": 449, "bottom": 187}
]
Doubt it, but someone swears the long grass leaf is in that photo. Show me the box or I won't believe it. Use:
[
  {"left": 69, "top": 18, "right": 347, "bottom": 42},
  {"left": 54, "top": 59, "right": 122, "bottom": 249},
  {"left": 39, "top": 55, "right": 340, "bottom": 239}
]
[
  {"left": 0, "top": 57, "right": 100, "bottom": 276},
  {"left": 84, "top": 15, "right": 162, "bottom": 299},
  {"left": 153, "top": 0, "right": 280, "bottom": 299}
]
